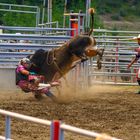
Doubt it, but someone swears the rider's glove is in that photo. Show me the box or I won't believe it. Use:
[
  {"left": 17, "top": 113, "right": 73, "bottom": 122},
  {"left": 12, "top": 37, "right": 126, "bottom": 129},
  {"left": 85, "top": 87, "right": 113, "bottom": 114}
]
[{"left": 29, "top": 72, "right": 36, "bottom": 75}]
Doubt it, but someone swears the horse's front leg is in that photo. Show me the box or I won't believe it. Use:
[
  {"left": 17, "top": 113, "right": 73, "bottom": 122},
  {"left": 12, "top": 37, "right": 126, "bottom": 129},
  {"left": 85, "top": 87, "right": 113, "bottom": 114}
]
[
  {"left": 96, "top": 48, "right": 104, "bottom": 69},
  {"left": 97, "top": 48, "right": 104, "bottom": 58}
]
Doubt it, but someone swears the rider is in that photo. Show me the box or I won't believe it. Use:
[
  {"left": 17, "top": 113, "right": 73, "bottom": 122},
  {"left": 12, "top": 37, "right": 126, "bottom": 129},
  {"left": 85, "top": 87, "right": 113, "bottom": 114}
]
[
  {"left": 16, "top": 58, "right": 37, "bottom": 91},
  {"left": 127, "top": 34, "right": 140, "bottom": 93},
  {"left": 16, "top": 57, "right": 57, "bottom": 100}
]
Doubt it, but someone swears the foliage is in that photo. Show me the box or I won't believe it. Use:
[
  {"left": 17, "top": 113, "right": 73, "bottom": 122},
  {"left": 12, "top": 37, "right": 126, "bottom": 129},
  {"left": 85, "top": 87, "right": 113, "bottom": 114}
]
[
  {"left": 0, "top": 0, "right": 139, "bottom": 28},
  {"left": 1, "top": 13, "right": 36, "bottom": 27}
]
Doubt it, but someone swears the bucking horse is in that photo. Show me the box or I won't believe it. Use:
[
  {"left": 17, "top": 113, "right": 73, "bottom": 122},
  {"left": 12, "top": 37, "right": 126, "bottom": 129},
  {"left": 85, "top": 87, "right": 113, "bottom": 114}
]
[{"left": 27, "top": 8, "right": 104, "bottom": 100}]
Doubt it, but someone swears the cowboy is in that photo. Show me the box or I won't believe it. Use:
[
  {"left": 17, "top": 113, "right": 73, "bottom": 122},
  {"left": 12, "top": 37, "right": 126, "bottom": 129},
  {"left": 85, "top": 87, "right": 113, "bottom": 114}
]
[
  {"left": 127, "top": 34, "right": 140, "bottom": 93},
  {"left": 16, "top": 57, "right": 58, "bottom": 100}
]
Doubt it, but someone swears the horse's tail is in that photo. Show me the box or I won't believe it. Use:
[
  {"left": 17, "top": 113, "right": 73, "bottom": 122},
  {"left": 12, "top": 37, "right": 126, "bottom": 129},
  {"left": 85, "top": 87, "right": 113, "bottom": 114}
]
[{"left": 88, "top": 8, "right": 95, "bottom": 36}]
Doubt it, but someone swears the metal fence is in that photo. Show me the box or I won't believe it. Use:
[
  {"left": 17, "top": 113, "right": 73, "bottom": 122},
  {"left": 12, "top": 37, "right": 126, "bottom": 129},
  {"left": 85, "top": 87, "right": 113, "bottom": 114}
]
[
  {"left": 0, "top": 27, "right": 140, "bottom": 87},
  {"left": 0, "top": 3, "right": 40, "bottom": 26},
  {"left": 0, "top": 109, "right": 122, "bottom": 140},
  {"left": 86, "top": 29, "right": 140, "bottom": 86},
  {"left": 0, "top": 26, "right": 76, "bottom": 36}
]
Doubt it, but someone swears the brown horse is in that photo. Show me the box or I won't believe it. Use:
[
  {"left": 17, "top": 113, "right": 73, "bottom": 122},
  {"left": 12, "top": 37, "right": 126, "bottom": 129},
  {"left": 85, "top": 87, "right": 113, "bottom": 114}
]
[
  {"left": 29, "top": 8, "right": 104, "bottom": 84},
  {"left": 29, "top": 36, "right": 103, "bottom": 83}
]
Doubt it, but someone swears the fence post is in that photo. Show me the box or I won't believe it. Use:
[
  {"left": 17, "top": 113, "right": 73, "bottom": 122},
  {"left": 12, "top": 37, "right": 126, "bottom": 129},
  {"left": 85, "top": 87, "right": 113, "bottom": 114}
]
[
  {"left": 5, "top": 116, "right": 11, "bottom": 139},
  {"left": 114, "top": 39, "right": 119, "bottom": 83},
  {"left": 50, "top": 120, "right": 64, "bottom": 140},
  {"left": 59, "top": 122, "right": 64, "bottom": 140}
]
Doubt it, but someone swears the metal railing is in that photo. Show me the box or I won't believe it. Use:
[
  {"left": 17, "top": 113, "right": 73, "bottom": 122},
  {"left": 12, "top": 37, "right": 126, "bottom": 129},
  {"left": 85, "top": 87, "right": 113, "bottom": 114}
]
[
  {"left": 0, "top": 27, "right": 139, "bottom": 86},
  {"left": 0, "top": 34, "right": 71, "bottom": 41},
  {"left": 0, "top": 43, "right": 61, "bottom": 50},
  {"left": 0, "top": 26, "right": 76, "bottom": 36},
  {"left": 0, "top": 109, "right": 122, "bottom": 140},
  {"left": 0, "top": 3, "right": 40, "bottom": 26},
  {"left": 84, "top": 29, "right": 140, "bottom": 86},
  {"left": 0, "top": 26, "right": 73, "bottom": 68}
]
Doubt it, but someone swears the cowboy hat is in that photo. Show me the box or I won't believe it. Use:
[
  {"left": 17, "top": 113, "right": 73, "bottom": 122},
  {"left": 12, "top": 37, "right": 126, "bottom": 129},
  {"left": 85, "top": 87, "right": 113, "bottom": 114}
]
[{"left": 132, "top": 34, "right": 140, "bottom": 41}]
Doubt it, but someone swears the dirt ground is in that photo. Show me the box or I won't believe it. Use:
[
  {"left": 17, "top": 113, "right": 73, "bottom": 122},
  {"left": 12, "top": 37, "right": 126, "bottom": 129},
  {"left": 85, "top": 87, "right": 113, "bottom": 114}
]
[{"left": 0, "top": 85, "right": 140, "bottom": 140}]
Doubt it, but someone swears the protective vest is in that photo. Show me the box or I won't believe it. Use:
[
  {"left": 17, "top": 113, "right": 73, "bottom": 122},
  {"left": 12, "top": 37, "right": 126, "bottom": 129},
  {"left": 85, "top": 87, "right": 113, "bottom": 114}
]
[{"left": 15, "top": 68, "right": 28, "bottom": 85}]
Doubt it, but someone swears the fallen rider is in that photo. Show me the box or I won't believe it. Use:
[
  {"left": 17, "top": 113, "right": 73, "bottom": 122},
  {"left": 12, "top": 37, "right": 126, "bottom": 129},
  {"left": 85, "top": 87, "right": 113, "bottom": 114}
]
[{"left": 15, "top": 58, "right": 60, "bottom": 101}]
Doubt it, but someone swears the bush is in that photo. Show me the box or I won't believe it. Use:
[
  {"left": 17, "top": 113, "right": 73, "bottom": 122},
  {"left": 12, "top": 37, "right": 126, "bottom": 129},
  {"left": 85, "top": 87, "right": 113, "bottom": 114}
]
[
  {"left": 119, "top": 9, "right": 127, "bottom": 17},
  {"left": 111, "top": 14, "right": 121, "bottom": 20}
]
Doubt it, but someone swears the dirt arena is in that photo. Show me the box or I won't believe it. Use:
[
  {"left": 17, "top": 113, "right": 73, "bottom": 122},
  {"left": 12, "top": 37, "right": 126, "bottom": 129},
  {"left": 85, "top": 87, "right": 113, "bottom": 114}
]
[{"left": 0, "top": 85, "right": 140, "bottom": 140}]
